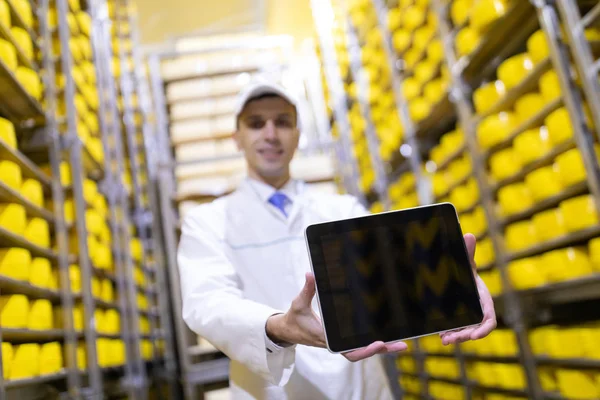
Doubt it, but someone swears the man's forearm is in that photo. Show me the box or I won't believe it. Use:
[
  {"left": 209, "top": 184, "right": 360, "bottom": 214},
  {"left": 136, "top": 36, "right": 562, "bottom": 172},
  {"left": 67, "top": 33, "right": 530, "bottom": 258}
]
[{"left": 266, "top": 313, "right": 291, "bottom": 345}]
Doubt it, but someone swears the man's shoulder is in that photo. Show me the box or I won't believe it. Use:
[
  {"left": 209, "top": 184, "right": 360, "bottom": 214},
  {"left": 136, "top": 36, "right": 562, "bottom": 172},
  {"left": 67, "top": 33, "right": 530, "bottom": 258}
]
[{"left": 181, "top": 196, "right": 229, "bottom": 228}]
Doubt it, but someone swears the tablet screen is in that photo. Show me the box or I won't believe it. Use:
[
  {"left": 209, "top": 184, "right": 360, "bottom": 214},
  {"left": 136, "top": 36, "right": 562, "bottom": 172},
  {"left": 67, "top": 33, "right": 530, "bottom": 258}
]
[{"left": 306, "top": 203, "right": 484, "bottom": 353}]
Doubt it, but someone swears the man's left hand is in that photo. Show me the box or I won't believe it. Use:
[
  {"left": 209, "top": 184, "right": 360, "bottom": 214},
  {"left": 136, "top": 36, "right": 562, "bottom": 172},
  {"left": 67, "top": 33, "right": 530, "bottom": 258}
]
[{"left": 440, "top": 233, "right": 497, "bottom": 345}]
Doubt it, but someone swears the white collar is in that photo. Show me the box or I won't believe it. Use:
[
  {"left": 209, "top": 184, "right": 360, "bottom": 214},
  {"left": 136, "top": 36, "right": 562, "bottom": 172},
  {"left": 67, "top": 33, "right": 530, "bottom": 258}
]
[{"left": 245, "top": 177, "right": 299, "bottom": 204}]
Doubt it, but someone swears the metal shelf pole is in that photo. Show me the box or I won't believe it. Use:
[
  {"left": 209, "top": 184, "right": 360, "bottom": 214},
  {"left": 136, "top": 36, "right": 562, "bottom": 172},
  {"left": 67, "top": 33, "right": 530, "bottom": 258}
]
[
  {"left": 128, "top": 8, "right": 178, "bottom": 392},
  {"left": 37, "top": 0, "right": 80, "bottom": 396},
  {"left": 135, "top": 63, "right": 180, "bottom": 399},
  {"left": 148, "top": 54, "right": 197, "bottom": 400},
  {"left": 371, "top": 0, "right": 431, "bottom": 206},
  {"left": 345, "top": 19, "right": 391, "bottom": 209},
  {"left": 113, "top": 3, "right": 151, "bottom": 396},
  {"left": 311, "top": 0, "right": 365, "bottom": 203},
  {"left": 534, "top": 0, "right": 600, "bottom": 215},
  {"left": 555, "top": 0, "right": 600, "bottom": 141},
  {"left": 88, "top": 0, "right": 137, "bottom": 398},
  {"left": 432, "top": 1, "right": 543, "bottom": 398},
  {"left": 55, "top": 0, "right": 103, "bottom": 395}
]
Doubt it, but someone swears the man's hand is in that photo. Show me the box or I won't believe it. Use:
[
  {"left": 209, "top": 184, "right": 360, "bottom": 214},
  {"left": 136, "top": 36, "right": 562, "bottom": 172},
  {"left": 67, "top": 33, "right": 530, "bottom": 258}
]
[
  {"left": 440, "top": 233, "right": 497, "bottom": 345},
  {"left": 266, "top": 272, "right": 408, "bottom": 362}
]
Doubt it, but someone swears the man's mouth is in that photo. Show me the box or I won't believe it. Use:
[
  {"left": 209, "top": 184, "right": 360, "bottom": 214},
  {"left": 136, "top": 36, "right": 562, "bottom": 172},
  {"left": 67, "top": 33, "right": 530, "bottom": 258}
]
[{"left": 258, "top": 148, "right": 284, "bottom": 160}]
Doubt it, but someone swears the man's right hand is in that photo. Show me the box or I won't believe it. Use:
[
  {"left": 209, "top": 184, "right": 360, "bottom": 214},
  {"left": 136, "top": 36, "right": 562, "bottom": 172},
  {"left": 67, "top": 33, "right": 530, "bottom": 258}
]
[{"left": 266, "top": 272, "right": 408, "bottom": 362}]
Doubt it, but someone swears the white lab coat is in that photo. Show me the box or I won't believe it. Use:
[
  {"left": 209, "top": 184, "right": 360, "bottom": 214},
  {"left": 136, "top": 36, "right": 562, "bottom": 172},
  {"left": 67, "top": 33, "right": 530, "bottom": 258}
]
[{"left": 178, "top": 178, "right": 393, "bottom": 400}]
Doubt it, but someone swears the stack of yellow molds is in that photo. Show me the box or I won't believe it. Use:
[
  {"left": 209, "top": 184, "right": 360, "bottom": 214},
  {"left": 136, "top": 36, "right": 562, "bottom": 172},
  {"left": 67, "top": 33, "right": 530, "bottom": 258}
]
[
  {"left": 388, "top": 172, "right": 419, "bottom": 210},
  {"left": 0, "top": 293, "right": 62, "bottom": 379},
  {"left": 50, "top": 0, "right": 104, "bottom": 166},
  {"left": 529, "top": 323, "right": 600, "bottom": 399},
  {"left": 349, "top": 0, "right": 404, "bottom": 163},
  {"left": 0, "top": 0, "right": 42, "bottom": 100},
  {"left": 387, "top": 0, "right": 450, "bottom": 124}
]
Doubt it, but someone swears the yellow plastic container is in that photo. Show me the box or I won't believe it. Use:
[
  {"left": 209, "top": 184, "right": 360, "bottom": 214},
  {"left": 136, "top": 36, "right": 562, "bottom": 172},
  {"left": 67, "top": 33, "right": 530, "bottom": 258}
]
[
  {"left": 101, "top": 279, "right": 113, "bottom": 302},
  {"left": 527, "top": 30, "right": 550, "bottom": 64},
  {"left": 508, "top": 257, "right": 546, "bottom": 290},
  {"left": 0, "top": 248, "right": 30, "bottom": 281},
  {"left": 480, "top": 269, "right": 502, "bottom": 296},
  {"left": 77, "top": 342, "right": 86, "bottom": 370},
  {"left": 0, "top": 203, "right": 26, "bottom": 235},
  {"left": 104, "top": 309, "right": 120, "bottom": 334},
  {"left": 505, "top": 220, "right": 538, "bottom": 252},
  {"left": 403, "top": 5, "right": 426, "bottom": 30},
  {"left": 540, "top": 69, "right": 561, "bottom": 101},
  {"left": 15, "top": 67, "right": 42, "bottom": 100},
  {"left": 10, "top": 27, "right": 33, "bottom": 61},
  {"left": 538, "top": 367, "right": 558, "bottom": 392},
  {"left": 471, "top": 0, "right": 509, "bottom": 33},
  {"left": 0, "top": 38, "right": 17, "bottom": 72},
  {"left": 0, "top": 0, "right": 9, "bottom": 27},
  {"left": 515, "top": 93, "right": 546, "bottom": 122},
  {"left": 525, "top": 166, "right": 563, "bottom": 201},
  {"left": 10, "top": 343, "right": 40, "bottom": 379},
  {"left": 91, "top": 276, "right": 101, "bottom": 298},
  {"left": 560, "top": 195, "right": 598, "bottom": 232},
  {"left": 451, "top": 0, "right": 474, "bottom": 26},
  {"left": 409, "top": 97, "right": 432, "bottom": 122},
  {"left": 130, "top": 238, "right": 143, "bottom": 262},
  {"left": 498, "top": 53, "right": 534, "bottom": 89},
  {"left": 39, "top": 342, "right": 63, "bottom": 375},
  {"left": 513, "top": 127, "right": 551, "bottom": 165},
  {"left": 97, "top": 338, "right": 111, "bottom": 367},
  {"left": 556, "top": 369, "right": 599, "bottom": 400},
  {"left": 73, "top": 304, "right": 84, "bottom": 331},
  {"left": 427, "top": 39, "right": 444, "bottom": 63},
  {"left": 413, "top": 26, "right": 436, "bottom": 52},
  {"left": 98, "top": 223, "right": 111, "bottom": 245},
  {"left": 546, "top": 107, "right": 573, "bottom": 145},
  {"left": 28, "top": 299, "right": 53, "bottom": 330},
  {"left": 20, "top": 179, "right": 43, "bottom": 207},
  {"left": 490, "top": 148, "right": 522, "bottom": 181},
  {"left": 402, "top": 77, "right": 421, "bottom": 101},
  {"left": 28, "top": 258, "right": 52, "bottom": 288},
  {"left": 532, "top": 208, "right": 567, "bottom": 242},
  {"left": 77, "top": 11, "right": 92, "bottom": 37},
  {"left": 432, "top": 172, "right": 450, "bottom": 197},
  {"left": 424, "top": 79, "right": 446, "bottom": 104},
  {"left": 0, "top": 116, "right": 16, "bottom": 149},
  {"left": 0, "top": 161, "right": 22, "bottom": 191},
  {"left": 456, "top": 26, "right": 481, "bottom": 56},
  {"left": 83, "top": 179, "right": 98, "bottom": 204},
  {"left": 0, "top": 294, "right": 28, "bottom": 328},
  {"left": 95, "top": 308, "right": 106, "bottom": 333},
  {"left": 474, "top": 80, "right": 506, "bottom": 115},
  {"left": 477, "top": 112, "right": 518, "bottom": 149},
  {"left": 392, "top": 29, "right": 411, "bottom": 54},
  {"left": 112, "top": 339, "right": 126, "bottom": 366},
  {"left": 475, "top": 237, "right": 495, "bottom": 267},
  {"left": 69, "top": 264, "right": 81, "bottom": 293},
  {"left": 498, "top": 183, "right": 534, "bottom": 216},
  {"left": 542, "top": 247, "right": 593, "bottom": 283},
  {"left": 95, "top": 245, "right": 112, "bottom": 270},
  {"left": 85, "top": 209, "right": 103, "bottom": 236},
  {"left": 24, "top": 218, "right": 50, "bottom": 248},
  {"left": 580, "top": 325, "right": 600, "bottom": 360},
  {"left": 555, "top": 146, "right": 600, "bottom": 187},
  {"left": 2, "top": 342, "right": 12, "bottom": 379}
]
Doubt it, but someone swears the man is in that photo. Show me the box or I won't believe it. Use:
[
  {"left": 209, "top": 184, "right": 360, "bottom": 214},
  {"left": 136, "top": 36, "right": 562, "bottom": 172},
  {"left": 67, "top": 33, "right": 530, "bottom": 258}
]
[{"left": 177, "top": 81, "right": 496, "bottom": 399}]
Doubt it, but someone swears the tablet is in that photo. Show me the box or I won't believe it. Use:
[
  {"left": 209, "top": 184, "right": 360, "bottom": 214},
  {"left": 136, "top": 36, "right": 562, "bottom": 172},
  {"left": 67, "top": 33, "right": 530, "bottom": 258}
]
[{"left": 305, "top": 203, "right": 484, "bottom": 353}]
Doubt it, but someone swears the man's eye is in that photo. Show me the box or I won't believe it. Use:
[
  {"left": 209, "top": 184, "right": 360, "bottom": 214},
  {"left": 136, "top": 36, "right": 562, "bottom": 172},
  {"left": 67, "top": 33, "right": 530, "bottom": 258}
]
[
  {"left": 249, "top": 121, "right": 265, "bottom": 129},
  {"left": 276, "top": 119, "right": 293, "bottom": 128}
]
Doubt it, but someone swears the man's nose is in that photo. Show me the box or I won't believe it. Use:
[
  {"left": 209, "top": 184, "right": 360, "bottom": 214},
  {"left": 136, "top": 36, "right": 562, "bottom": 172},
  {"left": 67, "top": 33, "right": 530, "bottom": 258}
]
[{"left": 263, "top": 120, "right": 277, "bottom": 140}]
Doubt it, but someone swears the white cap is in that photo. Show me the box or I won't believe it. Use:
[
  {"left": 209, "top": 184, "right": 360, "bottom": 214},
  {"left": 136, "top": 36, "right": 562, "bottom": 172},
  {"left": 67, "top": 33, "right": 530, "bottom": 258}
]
[{"left": 234, "top": 80, "right": 301, "bottom": 130}]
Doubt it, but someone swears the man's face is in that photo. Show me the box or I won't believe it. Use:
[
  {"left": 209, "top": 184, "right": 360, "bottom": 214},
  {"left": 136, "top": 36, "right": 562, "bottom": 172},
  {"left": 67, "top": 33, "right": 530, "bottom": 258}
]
[{"left": 234, "top": 96, "right": 300, "bottom": 179}]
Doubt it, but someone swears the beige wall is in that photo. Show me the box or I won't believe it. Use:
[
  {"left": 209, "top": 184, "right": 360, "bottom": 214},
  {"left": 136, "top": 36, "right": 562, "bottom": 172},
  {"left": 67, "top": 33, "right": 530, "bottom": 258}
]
[{"left": 135, "top": 0, "right": 315, "bottom": 45}]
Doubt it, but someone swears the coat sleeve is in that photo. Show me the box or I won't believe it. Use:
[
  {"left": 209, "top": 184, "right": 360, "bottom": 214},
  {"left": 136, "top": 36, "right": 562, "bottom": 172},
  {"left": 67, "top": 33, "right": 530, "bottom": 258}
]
[{"left": 177, "top": 205, "right": 296, "bottom": 386}]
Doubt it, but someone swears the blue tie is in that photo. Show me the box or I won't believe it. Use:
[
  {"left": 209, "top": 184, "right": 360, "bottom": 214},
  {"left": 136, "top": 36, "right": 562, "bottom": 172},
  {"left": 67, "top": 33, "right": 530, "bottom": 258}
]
[{"left": 268, "top": 192, "right": 289, "bottom": 217}]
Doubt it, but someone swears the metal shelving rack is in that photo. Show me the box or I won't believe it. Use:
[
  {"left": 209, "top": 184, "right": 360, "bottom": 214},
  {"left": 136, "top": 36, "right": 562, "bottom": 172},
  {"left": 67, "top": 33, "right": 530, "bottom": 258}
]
[
  {"left": 345, "top": 20, "right": 391, "bottom": 208},
  {"left": 0, "top": 0, "right": 172, "bottom": 398},
  {"left": 311, "top": 0, "right": 365, "bottom": 203},
  {"left": 315, "top": 0, "right": 600, "bottom": 399}
]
